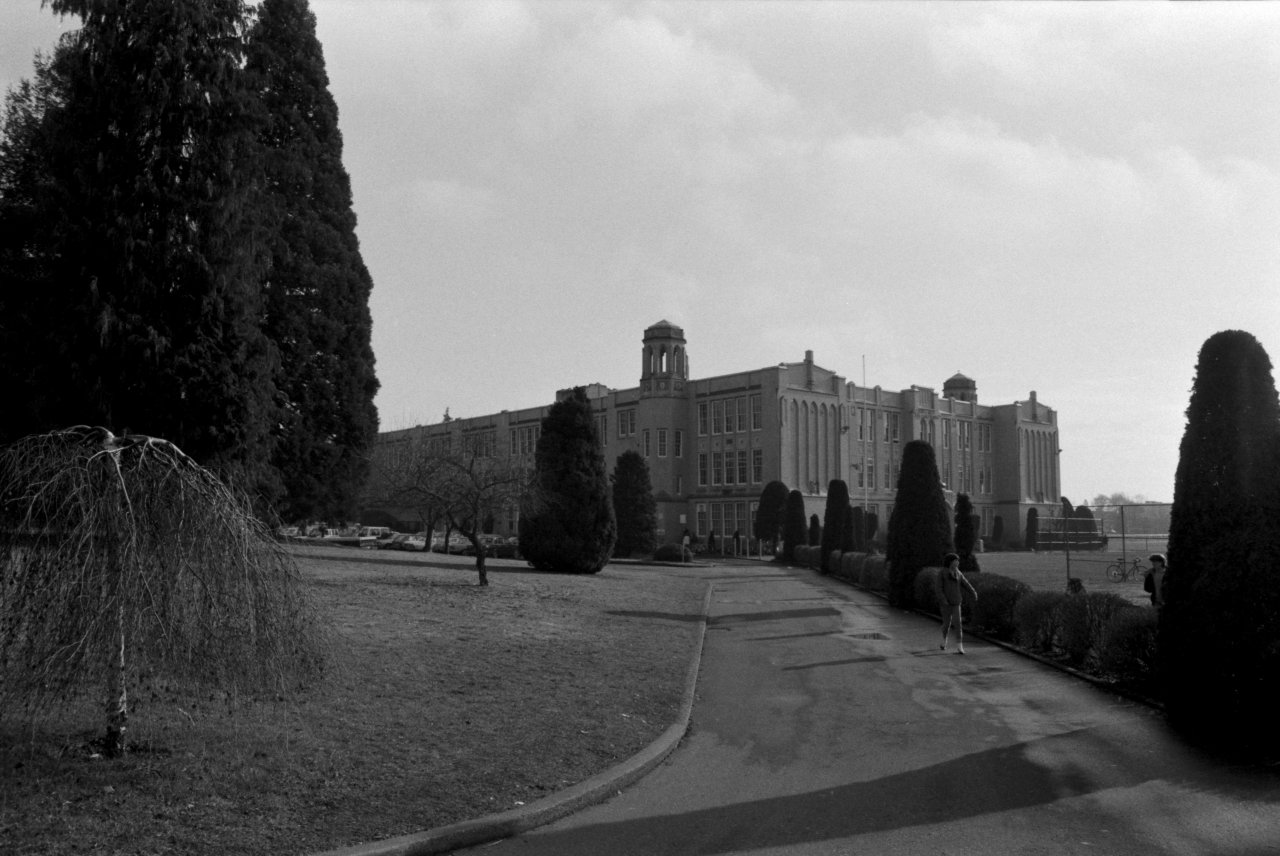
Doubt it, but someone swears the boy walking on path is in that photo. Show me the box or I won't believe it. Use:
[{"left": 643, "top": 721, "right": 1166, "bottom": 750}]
[{"left": 940, "top": 552, "right": 979, "bottom": 654}]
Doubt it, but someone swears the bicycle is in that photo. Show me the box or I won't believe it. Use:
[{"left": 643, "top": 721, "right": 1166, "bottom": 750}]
[{"left": 1106, "top": 557, "right": 1146, "bottom": 582}]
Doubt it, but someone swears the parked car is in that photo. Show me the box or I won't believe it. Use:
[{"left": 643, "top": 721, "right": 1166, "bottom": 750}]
[
  {"left": 398, "top": 533, "right": 428, "bottom": 552},
  {"left": 378, "top": 533, "right": 409, "bottom": 550}
]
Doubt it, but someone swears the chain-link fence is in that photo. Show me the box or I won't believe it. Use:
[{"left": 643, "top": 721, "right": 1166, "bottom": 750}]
[{"left": 1008, "top": 502, "right": 1171, "bottom": 594}]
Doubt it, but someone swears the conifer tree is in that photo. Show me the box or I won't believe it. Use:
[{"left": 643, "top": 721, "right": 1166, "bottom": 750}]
[
  {"left": 1, "top": 0, "right": 277, "bottom": 495},
  {"left": 519, "top": 388, "right": 616, "bottom": 574},
  {"left": 1161, "top": 330, "right": 1280, "bottom": 750},
  {"left": 754, "top": 480, "right": 789, "bottom": 548},
  {"left": 247, "top": 0, "right": 379, "bottom": 522},
  {"left": 820, "top": 479, "right": 850, "bottom": 570},
  {"left": 611, "top": 450, "right": 657, "bottom": 557},
  {"left": 782, "top": 489, "right": 807, "bottom": 561},
  {"left": 954, "top": 493, "right": 980, "bottom": 573},
  {"left": 887, "top": 440, "right": 952, "bottom": 607}
]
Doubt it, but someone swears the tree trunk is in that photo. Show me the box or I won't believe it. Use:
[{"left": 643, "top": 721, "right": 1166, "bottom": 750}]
[{"left": 104, "top": 602, "right": 129, "bottom": 757}]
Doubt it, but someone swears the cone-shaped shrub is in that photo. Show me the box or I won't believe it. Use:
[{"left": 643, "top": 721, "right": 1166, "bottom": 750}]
[
  {"left": 954, "top": 493, "right": 980, "bottom": 573},
  {"left": 782, "top": 489, "right": 807, "bottom": 561},
  {"left": 1161, "top": 330, "right": 1280, "bottom": 752},
  {"left": 611, "top": 450, "right": 657, "bottom": 557},
  {"left": 519, "top": 388, "right": 616, "bottom": 573},
  {"left": 755, "top": 480, "right": 789, "bottom": 545},
  {"left": 887, "top": 440, "right": 952, "bottom": 608},
  {"left": 819, "top": 479, "right": 850, "bottom": 572}
]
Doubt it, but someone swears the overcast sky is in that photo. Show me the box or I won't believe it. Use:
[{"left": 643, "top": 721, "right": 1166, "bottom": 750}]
[{"left": 4, "top": 1, "right": 1278, "bottom": 504}]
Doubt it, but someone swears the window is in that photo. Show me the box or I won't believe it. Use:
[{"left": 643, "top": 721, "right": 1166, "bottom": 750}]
[
  {"left": 737, "top": 450, "right": 749, "bottom": 485},
  {"left": 676, "top": 475, "right": 683, "bottom": 496},
  {"left": 642, "top": 429, "right": 651, "bottom": 457},
  {"left": 698, "top": 402, "right": 708, "bottom": 436},
  {"left": 658, "top": 428, "right": 668, "bottom": 457},
  {"left": 596, "top": 413, "right": 607, "bottom": 442},
  {"left": 735, "top": 397, "right": 747, "bottom": 432},
  {"left": 867, "top": 461, "right": 876, "bottom": 489},
  {"left": 712, "top": 452, "right": 723, "bottom": 485},
  {"left": 723, "top": 452, "right": 735, "bottom": 485},
  {"left": 858, "top": 408, "right": 866, "bottom": 440},
  {"left": 509, "top": 430, "right": 518, "bottom": 456},
  {"left": 960, "top": 421, "right": 972, "bottom": 450},
  {"left": 698, "top": 453, "right": 708, "bottom": 486},
  {"left": 889, "top": 413, "right": 900, "bottom": 442},
  {"left": 696, "top": 503, "right": 708, "bottom": 536},
  {"left": 712, "top": 400, "right": 724, "bottom": 434},
  {"left": 855, "top": 465, "right": 864, "bottom": 488},
  {"left": 674, "top": 430, "right": 683, "bottom": 458},
  {"left": 752, "top": 448, "right": 763, "bottom": 483},
  {"left": 750, "top": 395, "right": 762, "bottom": 431},
  {"left": 883, "top": 412, "right": 890, "bottom": 443},
  {"left": 618, "top": 409, "right": 636, "bottom": 437},
  {"left": 942, "top": 419, "right": 951, "bottom": 449}
]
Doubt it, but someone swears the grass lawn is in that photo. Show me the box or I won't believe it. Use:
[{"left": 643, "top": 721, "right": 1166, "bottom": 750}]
[
  {"left": 1, "top": 546, "right": 708, "bottom": 856},
  {"left": 973, "top": 550, "right": 1154, "bottom": 605}
]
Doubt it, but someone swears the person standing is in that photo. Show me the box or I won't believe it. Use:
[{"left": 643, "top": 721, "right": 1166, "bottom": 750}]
[
  {"left": 1147, "top": 553, "right": 1168, "bottom": 607},
  {"left": 940, "top": 552, "right": 978, "bottom": 654}
]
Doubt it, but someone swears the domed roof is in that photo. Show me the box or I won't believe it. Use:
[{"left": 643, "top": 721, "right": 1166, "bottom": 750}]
[
  {"left": 944, "top": 372, "right": 976, "bottom": 388},
  {"left": 644, "top": 319, "right": 685, "bottom": 339}
]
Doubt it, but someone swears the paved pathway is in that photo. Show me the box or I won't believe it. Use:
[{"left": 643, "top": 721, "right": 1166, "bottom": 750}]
[{"left": 454, "top": 563, "right": 1280, "bottom": 856}]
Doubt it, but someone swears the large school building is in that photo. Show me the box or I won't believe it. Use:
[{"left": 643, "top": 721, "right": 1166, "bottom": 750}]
[{"left": 372, "top": 320, "right": 1061, "bottom": 546}]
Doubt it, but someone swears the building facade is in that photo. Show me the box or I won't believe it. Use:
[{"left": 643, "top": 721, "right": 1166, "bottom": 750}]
[{"left": 372, "top": 320, "right": 1061, "bottom": 546}]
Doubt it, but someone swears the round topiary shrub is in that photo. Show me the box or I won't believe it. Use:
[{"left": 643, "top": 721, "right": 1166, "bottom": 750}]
[{"left": 970, "top": 573, "right": 1032, "bottom": 642}]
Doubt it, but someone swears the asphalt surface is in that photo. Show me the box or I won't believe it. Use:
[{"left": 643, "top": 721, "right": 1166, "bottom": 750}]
[{"left": 319, "top": 558, "right": 1280, "bottom": 856}]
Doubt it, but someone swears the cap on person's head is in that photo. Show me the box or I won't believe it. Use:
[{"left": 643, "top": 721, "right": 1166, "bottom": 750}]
[
  {"left": 943, "top": 552, "right": 959, "bottom": 566},
  {"left": 1149, "top": 553, "right": 1166, "bottom": 566}
]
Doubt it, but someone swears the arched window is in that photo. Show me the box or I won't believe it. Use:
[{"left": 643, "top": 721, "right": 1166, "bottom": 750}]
[{"left": 660, "top": 347, "right": 669, "bottom": 373}]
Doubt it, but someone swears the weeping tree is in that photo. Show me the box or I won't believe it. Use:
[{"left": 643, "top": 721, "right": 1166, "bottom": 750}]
[{"left": 0, "top": 427, "right": 325, "bottom": 757}]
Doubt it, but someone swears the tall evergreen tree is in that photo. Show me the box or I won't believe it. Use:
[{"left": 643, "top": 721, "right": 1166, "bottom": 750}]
[
  {"left": 954, "top": 493, "right": 980, "bottom": 573},
  {"left": 1161, "top": 330, "right": 1280, "bottom": 750},
  {"left": 754, "top": 480, "right": 789, "bottom": 547},
  {"left": 782, "top": 489, "right": 807, "bottom": 561},
  {"left": 887, "top": 440, "right": 952, "bottom": 607},
  {"left": 246, "top": 0, "right": 379, "bottom": 522},
  {"left": 611, "top": 450, "right": 657, "bottom": 557},
  {"left": 519, "top": 388, "right": 616, "bottom": 574},
  {"left": 820, "top": 479, "right": 850, "bottom": 571},
  {"left": 1, "top": 1, "right": 277, "bottom": 495}
]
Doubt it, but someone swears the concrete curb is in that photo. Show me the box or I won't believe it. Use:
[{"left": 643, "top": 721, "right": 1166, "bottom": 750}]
[{"left": 312, "top": 582, "right": 715, "bottom": 856}]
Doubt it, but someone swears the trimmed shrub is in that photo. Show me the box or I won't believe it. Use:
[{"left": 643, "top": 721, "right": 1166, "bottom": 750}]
[
  {"left": 913, "top": 566, "right": 945, "bottom": 616},
  {"left": 860, "top": 556, "right": 889, "bottom": 592},
  {"left": 1057, "top": 592, "right": 1133, "bottom": 667},
  {"left": 755, "top": 480, "right": 789, "bottom": 546},
  {"left": 839, "top": 551, "right": 860, "bottom": 581},
  {"left": 1014, "top": 591, "right": 1067, "bottom": 652},
  {"left": 970, "top": 574, "right": 1032, "bottom": 641},
  {"left": 653, "top": 543, "right": 686, "bottom": 562},
  {"left": 808, "top": 514, "right": 821, "bottom": 547},
  {"left": 820, "top": 480, "right": 850, "bottom": 572},
  {"left": 826, "top": 549, "right": 843, "bottom": 576},
  {"left": 782, "top": 490, "right": 807, "bottom": 561},
  {"left": 1098, "top": 607, "right": 1159, "bottom": 685},
  {"left": 886, "top": 441, "right": 952, "bottom": 608}
]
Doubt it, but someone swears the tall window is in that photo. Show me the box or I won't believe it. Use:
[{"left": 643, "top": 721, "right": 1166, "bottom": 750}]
[
  {"left": 674, "top": 430, "right": 683, "bottom": 458},
  {"left": 712, "top": 452, "right": 723, "bottom": 485},
  {"left": 696, "top": 503, "right": 708, "bottom": 536},
  {"left": 752, "top": 448, "right": 763, "bottom": 483},
  {"left": 698, "top": 402, "right": 708, "bottom": 436},
  {"left": 596, "top": 414, "right": 607, "bottom": 442},
  {"left": 737, "top": 450, "right": 749, "bottom": 484},
  {"left": 722, "top": 452, "right": 734, "bottom": 485},
  {"left": 698, "top": 453, "right": 708, "bottom": 486},
  {"left": 750, "top": 394, "right": 762, "bottom": 431},
  {"left": 942, "top": 419, "right": 951, "bottom": 449},
  {"left": 889, "top": 413, "right": 900, "bottom": 442},
  {"left": 618, "top": 410, "right": 636, "bottom": 437},
  {"left": 712, "top": 400, "right": 724, "bottom": 434},
  {"left": 642, "top": 429, "right": 651, "bottom": 457},
  {"left": 735, "top": 397, "right": 747, "bottom": 432},
  {"left": 867, "top": 461, "right": 876, "bottom": 489},
  {"left": 658, "top": 428, "right": 668, "bottom": 457},
  {"left": 858, "top": 408, "right": 866, "bottom": 440}
]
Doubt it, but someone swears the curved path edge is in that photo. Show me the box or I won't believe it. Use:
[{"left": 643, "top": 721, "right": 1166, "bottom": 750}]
[{"left": 313, "top": 582, "right": 716, "bottom": 856}]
